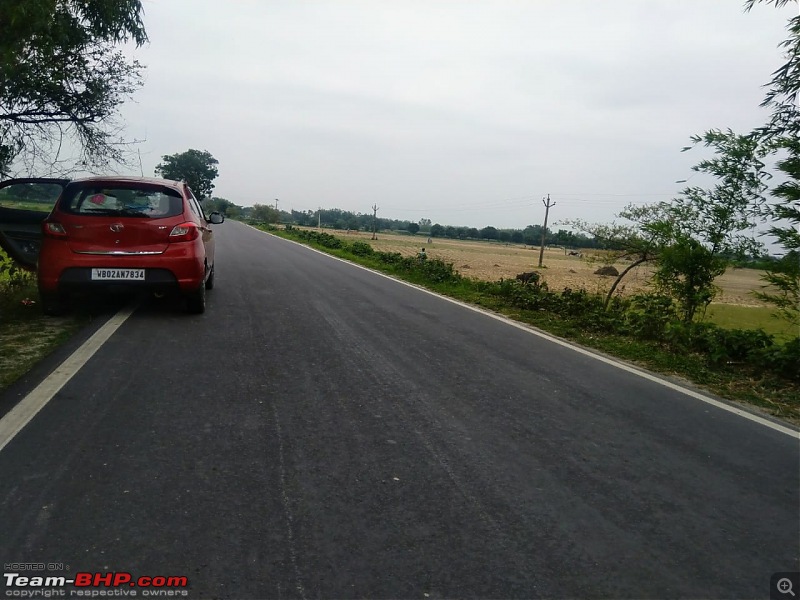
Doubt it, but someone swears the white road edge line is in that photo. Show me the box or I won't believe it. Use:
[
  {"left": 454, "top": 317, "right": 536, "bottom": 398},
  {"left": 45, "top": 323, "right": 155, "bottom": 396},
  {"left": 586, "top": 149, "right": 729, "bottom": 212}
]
[
  {"left": 0, "top": 305, "right": 136, "bottom": 453},
  {"left": 253, "top": 225, "right": 800, "bottom": 439}
]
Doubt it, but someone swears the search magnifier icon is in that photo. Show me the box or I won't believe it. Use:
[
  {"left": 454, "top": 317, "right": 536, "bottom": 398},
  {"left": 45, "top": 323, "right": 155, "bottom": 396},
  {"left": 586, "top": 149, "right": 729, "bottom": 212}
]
[{"left": 778, "top": 578, "right": 796, "bottom": 597}]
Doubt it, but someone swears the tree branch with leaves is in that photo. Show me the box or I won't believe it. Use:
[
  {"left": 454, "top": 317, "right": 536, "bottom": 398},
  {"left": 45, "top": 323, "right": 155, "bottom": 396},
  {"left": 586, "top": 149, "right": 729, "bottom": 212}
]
[
  {"left": 562, "top": 202, "right": 676, "bottom": 309},
  {"left": 743, "top": 1, "right": 799, "bottom": 328},
  {"left": 0, "top": 0, "right": 147, "bottom": 176}
]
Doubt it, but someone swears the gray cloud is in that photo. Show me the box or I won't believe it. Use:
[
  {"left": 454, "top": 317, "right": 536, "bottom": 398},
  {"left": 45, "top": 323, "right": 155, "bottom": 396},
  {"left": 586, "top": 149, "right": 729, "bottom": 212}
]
[{"left": 121, "top": 0, "right": 794, "bottom": 228}]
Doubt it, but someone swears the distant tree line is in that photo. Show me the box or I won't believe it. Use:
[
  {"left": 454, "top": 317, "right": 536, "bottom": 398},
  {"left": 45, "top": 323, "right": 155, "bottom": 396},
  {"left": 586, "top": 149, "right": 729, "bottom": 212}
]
[
  {"left": 426, "top": 223, "right": 605, "bottom": 249},
  {"left": 217, "top": 204, "right": 612, "bottom": 250},
  {"left": 193, "top": 197, "right": 787, "bottom": 272}
]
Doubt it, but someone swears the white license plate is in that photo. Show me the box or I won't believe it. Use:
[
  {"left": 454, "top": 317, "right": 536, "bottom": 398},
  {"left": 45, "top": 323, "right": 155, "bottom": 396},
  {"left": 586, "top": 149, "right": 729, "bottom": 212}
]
[{"left": 91, "top": 268, "right": 145, "bottom": 281}]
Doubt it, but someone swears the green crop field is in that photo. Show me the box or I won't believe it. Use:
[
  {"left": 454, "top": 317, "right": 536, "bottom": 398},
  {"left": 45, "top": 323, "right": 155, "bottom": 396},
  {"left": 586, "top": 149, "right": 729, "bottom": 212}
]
[
  {"left": 705, "top": 304, "right": 798, "bottom": 343},
  {"left": 0, "top": 198, "right": 54, "bottom": 212}
]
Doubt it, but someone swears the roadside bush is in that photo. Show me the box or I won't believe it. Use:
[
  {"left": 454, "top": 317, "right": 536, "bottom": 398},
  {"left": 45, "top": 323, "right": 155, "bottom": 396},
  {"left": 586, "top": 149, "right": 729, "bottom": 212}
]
[
  {"left": 0, "top": 250, "right": 36, "bottom": 316},
  {"left": 317, "top": 232, "right": 344, "bottom": 249},
  {"left": 554, "top": 288, "right": 598, "bottom": 317},
  {"left": 624, "top": 294, "right": 679, "bottom": 339},
  {"left": 350, "top": 241, "right": 375, "bottom": 257},
  {"left": 664, "top": 320, "right": 776, "bottom": 366},
  {"left": 0, "top": 250, "right": 32, "bottom": 291},
  {"left": 753, "top": 337, "right": 800, "bottom": 381},
  {"left": 418, "top": 258, "right": 462, "bottom": 284},
  {"left": 490, "top": 279, "right": 549, "bottom": 310},
  {"left": 292, "top": 230, "right": 343, "bottom": 249},
  {"left": 376, "top": 251, "right": 404, "bottom": 266},
  {"left": 554, "top": 287, "right": 616, "bottom": 332},
  {"left": 663, "top": 321, "right": 706, "bottom": 353},
  {"left": 710, "top": 328, "right": 774, "bottom": 363}
]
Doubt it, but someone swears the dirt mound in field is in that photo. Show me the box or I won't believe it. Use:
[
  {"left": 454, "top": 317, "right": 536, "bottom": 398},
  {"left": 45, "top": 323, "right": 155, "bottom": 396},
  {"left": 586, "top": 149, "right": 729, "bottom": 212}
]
[{"left": 594, "top": 266, "right": 619, "bottom": 276}]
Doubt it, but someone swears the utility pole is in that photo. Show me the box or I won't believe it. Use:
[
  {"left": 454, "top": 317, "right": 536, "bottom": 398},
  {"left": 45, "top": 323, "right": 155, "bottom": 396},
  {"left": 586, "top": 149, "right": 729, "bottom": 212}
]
[
  {"left": 371, "top": 204, "right": 379, "bottom": 240},
  {"left": 274, "top": 198, "right": 279, "bottom": 211},
  {"left": 538, "top": 194, "right": 555, "bottom": 268}
]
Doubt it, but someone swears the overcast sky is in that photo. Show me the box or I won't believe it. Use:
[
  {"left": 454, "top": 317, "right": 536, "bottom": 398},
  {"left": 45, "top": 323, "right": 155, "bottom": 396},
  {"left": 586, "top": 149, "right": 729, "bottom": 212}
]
[{"left": 120, "top": 0, "right": 796, "bottom": 229}]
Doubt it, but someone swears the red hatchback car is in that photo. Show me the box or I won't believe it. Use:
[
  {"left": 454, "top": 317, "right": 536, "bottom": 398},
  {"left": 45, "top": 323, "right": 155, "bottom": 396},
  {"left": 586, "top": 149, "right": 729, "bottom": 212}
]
[{"left": 0, "top": 176, "right": 224, "bottom": 314}]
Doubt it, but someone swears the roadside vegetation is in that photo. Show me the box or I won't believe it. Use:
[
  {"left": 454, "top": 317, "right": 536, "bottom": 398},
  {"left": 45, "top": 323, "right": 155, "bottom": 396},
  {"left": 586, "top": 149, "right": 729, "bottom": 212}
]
[
  {"left": 0, "top": 250, "right": 83, "bottom": 390},
  {"left": 256, "top": 224, "right": 799, "bottom": 424}
]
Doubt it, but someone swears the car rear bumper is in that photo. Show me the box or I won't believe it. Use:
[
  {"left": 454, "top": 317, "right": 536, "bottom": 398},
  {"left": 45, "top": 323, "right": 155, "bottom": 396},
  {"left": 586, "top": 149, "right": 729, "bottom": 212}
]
[
  {"left": 55, "top": 267, "right": 180, "bottom": 293},
  {"left": 38, "top": 241, "right": 206, "bottom": 293}
]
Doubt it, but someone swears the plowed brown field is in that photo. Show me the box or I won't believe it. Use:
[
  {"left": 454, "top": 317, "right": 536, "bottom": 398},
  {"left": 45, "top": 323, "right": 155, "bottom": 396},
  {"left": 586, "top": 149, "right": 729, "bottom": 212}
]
[{"left": 326, "top": 229, "right": 769, "bottom": 307}]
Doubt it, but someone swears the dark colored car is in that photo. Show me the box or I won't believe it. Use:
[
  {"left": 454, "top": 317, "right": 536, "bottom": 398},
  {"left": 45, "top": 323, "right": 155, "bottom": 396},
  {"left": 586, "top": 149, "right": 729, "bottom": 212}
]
[{"left": 0, "top": 176, "right": 224, "bottom": 314}]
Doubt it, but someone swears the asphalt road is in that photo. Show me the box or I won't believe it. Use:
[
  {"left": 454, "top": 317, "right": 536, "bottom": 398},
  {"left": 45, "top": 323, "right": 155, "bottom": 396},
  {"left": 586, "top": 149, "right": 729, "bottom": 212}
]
[{"left": 0, "top": 220, "right": 798, "bottom": 599}]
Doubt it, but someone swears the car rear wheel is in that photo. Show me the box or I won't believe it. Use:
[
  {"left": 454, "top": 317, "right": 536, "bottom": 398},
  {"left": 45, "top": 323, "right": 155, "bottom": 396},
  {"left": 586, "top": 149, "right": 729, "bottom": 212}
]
[
  {"left": 185, "top": 282, "right": 206, "bottom": 314},
  {"left": 40, "top": 291, "right": 67, "bottom": 316}
]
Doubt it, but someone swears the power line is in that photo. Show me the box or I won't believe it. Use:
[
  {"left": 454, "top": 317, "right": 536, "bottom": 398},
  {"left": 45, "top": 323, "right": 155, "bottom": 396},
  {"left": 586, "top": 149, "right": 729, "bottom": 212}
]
[
  {"left": 383, "top": 191, "right": 677, "bottom": 214},
  {"left": 384, "top": 194, "right": 539, "bottom": 213},
  {"left": 385, "top": 200, "right": 537, "bottom": 213},
  {"left": 550, "top": 192, "right": 676, "bottom": 197}
]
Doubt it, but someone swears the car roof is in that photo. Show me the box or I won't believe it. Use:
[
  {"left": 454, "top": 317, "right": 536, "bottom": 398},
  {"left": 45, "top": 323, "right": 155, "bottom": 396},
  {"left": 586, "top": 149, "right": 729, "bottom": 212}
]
[{"left": 68, "top": 176, "right": 186, "bottom": 190}]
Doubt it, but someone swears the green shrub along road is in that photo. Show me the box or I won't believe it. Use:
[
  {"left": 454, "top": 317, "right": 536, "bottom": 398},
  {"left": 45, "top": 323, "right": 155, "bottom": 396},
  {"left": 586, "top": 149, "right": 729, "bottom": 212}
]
[
  {"left": 265, "top": 224, "right": 800, "bottom": 425},
  {"left": 0, "top": 250, "right": 84, "bottom": 390}
]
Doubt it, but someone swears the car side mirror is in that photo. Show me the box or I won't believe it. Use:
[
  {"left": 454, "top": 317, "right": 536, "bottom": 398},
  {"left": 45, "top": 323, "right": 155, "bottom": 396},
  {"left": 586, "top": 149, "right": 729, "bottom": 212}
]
[{"left": 208, "top": 212, "right": 225, "bottom": 224}]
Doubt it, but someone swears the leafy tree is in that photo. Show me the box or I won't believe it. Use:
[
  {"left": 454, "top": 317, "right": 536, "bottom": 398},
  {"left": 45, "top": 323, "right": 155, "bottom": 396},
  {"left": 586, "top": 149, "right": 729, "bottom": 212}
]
[
  {"left": 290, "top": 209, "right": 315, "bottom": 226},
  {"left": 653, "top": 237, "right": 727, "bottom": 322},
  {"left": 564, "top": 3, "right": 789, "bottom": 326},
  {"left": 480, "top": 226, "right": 499, "bottom": 240},
  {"left": 430, "top": 223, "right": 445, "bottom": 237},
  {"left": 675, "top": 130, "right": 769, "bottom": 259},
  {"left": 754, "top": 138, "right": 799, "bottom": 326},
  {"left": 0, "top": 0, "right": 147, "bottom": 175},
  {"left": 643, "top": 130, "right": 771, "bottom": 320},
  {"left": 204, "top": 197, "right": 242, "bottom": 219},
  {"left": 564, "top": 202, "right": 676, "bottom": 308},
  {"left": 522, "top": 225, "right": 543, "bottom": 246},
  {"left": 407, "top": 222, "right": 420, "bottom": 235},
  {"left": 746, "top": 0, "right": 799, "bottom": 144},
  {"left": 155, "top": 149, "right": 219, "bottom": 199},
  {"left": 553, "top": 229, "right": 578, "bottom": 247},
  {"left": 745, "top": 0, "right": 799, "bottom": 327},
  {"left": 250, "top": 204, "right": 280, "bottom": 223}
]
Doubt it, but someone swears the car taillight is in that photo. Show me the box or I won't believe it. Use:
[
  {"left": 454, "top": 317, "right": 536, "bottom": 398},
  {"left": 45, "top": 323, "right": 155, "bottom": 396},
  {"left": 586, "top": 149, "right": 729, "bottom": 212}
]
[
  {"left": 168, "top": 222, "right": 199, "bottom": 242},
  {"left": 43, "top": 221, "right": 67, "bottom": 238}
]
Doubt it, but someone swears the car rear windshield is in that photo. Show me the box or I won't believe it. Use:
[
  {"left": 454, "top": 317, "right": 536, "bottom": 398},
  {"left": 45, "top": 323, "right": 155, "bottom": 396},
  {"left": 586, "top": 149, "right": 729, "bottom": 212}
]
[{"left": 58, "top": 183, "right": 184, "bottom": 218}]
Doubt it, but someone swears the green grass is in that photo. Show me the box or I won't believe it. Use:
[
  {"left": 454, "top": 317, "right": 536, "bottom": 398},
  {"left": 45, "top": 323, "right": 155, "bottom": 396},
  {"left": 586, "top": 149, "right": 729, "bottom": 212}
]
[
  {"left": 0, "top": 198, "right": 54, "bottom": 212},
  {"left": 0, "top": 281, "right": 85, "bottom": 391},
  {"left": 705, "top": 304, "right": 799, "bottom": 342},
  {"left": 0, "top": 249, "right": 84, "bottom": 391}
]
